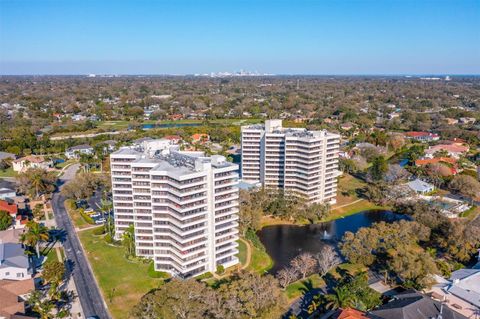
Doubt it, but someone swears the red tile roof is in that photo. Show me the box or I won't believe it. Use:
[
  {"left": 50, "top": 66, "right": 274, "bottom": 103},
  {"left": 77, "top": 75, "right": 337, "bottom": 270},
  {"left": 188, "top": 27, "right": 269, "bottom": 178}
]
[
  {"left": 415, "top": 157, "right": 457, "bottom": 166},
  {"left": 336, "top": 308, "right": 370, "bottom": 319},
  {"left": 0, "top": 200, "right": 18, "bottom": 215},
  {"left": 405, "top": 131, "right": 439, "bottom": 138}
]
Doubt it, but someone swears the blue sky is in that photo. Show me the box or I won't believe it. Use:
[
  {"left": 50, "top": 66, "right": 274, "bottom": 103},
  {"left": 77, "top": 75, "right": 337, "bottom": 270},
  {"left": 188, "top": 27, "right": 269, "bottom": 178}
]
[{"left": 1, "top": 0, "right": 479, "bottom": 75}]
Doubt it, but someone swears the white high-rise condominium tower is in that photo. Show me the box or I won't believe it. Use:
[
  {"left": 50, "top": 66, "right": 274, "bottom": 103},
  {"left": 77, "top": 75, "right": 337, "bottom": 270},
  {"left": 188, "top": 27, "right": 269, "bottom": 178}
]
[
  {"left": 241, "top": 120, "right": 341, "bottom": 204},
  {"left": 110, "top": 140, "right": 239, "bottom": 278}
]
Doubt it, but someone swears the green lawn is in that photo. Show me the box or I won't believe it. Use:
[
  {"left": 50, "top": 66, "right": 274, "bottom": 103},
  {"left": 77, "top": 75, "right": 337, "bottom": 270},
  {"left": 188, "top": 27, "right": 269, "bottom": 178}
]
[
  {"left": 42, "top": 247, "right": 60, "bottom": 264},
  {"left": 236, "top": 239, "right": 247, "bottom": 266},
  {"left": 64, "top": 200, "right": 90, "bottom": 229},
  {"left": 0, "top": 167, "right": 16, "bottom": 178},
  {"left": 327, "top": 201, "right": 387, "bottom": 221},
  {"left": 285, "top": 274, "right": 325, "bottom": 300},
  {"left": 79, "top": 228, "right": 165, "bottom": 319},
  {"left": 247, "top": 244, "right": 273, "bottom": 274},
  {"left": 284, "top": 263, "right": 367, "bottom": 301},
  {"left": 460, "top": 206, "right": 479, "bottom": 219}
]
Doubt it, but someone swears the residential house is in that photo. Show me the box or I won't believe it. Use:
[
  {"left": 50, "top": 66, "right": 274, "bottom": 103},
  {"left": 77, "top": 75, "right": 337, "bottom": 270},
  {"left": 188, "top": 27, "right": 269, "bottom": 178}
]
[
  {"left": 340, "top": 122, "right": 354, "bottom": 131},
  {"left": 459, "top": 117, "right": 476, "bottom": 124},
  {"left": 429, "top": 268, "right": 480, "bottom": 319},
  {"left": 327, "top": 308, "right": 371, "bottom": 319},
  {"left": 424, "top": 144, "right": 469, "bottom": 159},
  {"left": 0, "top": 229, "right": 31, "bottom": 281},
  {"left": 169, "top": 113, "right": 184, "bottom": 121},
  {"left": 0, "top": 200, "right": 18, "bottom": 219},
  {"left": 71, "top": 114, "right": 86, "bottom": 121},
  {"left": 404, "top": 131, "right": 440, "bottom": 142},
  {"left": 163, "top": 135, "right": 182, "bottom": 144},
  {"left": 415, "top": 157, "right": 458, "bottom": 175},
  {"left": 406, "top": 179, "right": 435, "bottom": 194},
  {"left": 0, "top": 188, "right": 16, "bottom": 201},
  {"left": 369, "top": 290, "right": 467, "bottom": 319},
  {"left": 0, "top": 278, "right": 35, "bottom": 319},
  {"left": 191, "top": 133, "right": 210, "bottom": 144},
  {"left": 65, "top": 144, "right": 94, "bottom": 159},
  {"left": 12, "top": 156, "right": 53, "bottom": 172},
  {"left": 445, "top": 118, "right": 459, "bottom": 125}
]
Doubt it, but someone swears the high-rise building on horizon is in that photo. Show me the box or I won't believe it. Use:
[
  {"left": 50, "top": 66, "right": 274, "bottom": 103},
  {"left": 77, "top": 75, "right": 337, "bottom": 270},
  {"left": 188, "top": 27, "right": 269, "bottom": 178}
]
[
  {"left": 241, "top": 120, "right": 341, "bottom": 204},
  {"left": 110, "top": 140, "right": 239, "bottom": 278}
]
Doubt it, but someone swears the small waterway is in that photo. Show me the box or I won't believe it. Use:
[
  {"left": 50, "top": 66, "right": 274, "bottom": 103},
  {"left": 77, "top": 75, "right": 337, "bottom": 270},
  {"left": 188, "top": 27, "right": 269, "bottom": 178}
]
[{"left": 257, "top": 210, "right": 406, "bottom": 274}]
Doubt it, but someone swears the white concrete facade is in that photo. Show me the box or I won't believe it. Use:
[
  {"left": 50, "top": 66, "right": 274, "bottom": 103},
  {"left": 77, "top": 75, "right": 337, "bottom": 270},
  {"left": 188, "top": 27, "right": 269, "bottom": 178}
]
[
  {"left": 110, "top": 143, "right": 239, "bottom": 278},
  {"left": 241, "top": 120, "right": 340, "bottom": 204}
]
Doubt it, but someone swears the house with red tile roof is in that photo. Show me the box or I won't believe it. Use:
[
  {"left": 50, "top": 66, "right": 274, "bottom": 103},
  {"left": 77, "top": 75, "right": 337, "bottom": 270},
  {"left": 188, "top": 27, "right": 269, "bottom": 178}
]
[
  {"left": 191, "top": 133, "right": 209, "bottom": 144},
  {"left": 0, "top": 200, "right": 18, "bottom": 216},
  {"left": 425, "top": 144, "right": 469, "bottom": 159},
  {"left": 415, "top": 157, "right": 458, "bottom": 175},
  {"left": 169, "top": 114, "right": 184, "bottom": 121},
  {"left": 327, "top": 308, "right": 371, "bottom": 319}
]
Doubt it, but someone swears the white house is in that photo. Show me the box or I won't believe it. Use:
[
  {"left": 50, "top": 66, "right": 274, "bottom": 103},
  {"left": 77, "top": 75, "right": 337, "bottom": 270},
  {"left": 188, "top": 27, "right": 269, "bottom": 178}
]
[
  {"left": 0, "top": 229, "right": 31, "bottom": 281},
  {"left": 406, "top": 179, "right": 435, "bottom": 194},
  {"left": 65, "top": 144, "right": 94, "bottom": 159},
  {"left": 12, "top": 155, "right": 53, "bottom": 172}
]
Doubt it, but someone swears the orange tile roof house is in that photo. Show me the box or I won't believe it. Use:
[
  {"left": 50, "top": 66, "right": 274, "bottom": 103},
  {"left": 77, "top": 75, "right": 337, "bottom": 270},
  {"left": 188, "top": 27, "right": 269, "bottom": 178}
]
[
  {"left": 191, "top": 133, "right": 210, "bottom": 143},
  {"left": 415, "top": 157, "right": 458, "bottom": 175},
  {"left": 0, "top": 200, "right": 18, "bottom": 216},
  {"left": 334, "top": 308, "right": 371, "bottom": 319},
  {"left": 425, "top": 144, "right": 469, "bottom": 159}
]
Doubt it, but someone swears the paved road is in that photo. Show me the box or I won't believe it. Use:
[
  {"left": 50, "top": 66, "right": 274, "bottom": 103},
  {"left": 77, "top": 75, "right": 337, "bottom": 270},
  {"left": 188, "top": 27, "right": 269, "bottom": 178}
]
[{"left": 53, "top": 164, "right": 111, "bottom": 319}]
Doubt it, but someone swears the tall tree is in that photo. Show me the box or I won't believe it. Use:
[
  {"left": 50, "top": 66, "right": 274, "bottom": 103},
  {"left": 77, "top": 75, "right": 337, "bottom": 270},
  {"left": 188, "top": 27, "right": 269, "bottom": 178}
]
[{"left": 20, "top": 220, "right": 50, "bottom": 258}]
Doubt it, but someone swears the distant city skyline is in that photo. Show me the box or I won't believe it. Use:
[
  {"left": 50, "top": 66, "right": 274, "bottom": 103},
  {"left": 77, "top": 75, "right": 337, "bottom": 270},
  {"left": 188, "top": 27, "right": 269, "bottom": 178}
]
[{"left": 1, "top": 0, "right": 479, "bottom": 75}]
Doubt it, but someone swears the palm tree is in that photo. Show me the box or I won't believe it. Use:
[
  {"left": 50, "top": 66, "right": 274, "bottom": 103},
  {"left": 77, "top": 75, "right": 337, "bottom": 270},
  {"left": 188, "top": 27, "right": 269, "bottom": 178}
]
[
  {"left": 20, "top": 220, "right": 50, "bottom": 258},
  {"left": 325, "top": 286, "right": 355, "bottom": 310},
  {"left": 28, "top": 290, "right": 55, "bottom": 319},
  {"left": 30, "top": 170, "right": 46, "bottom": 198},
  {"left": 100, "top": 199, "right": 114, "bottom": 237},
  {"left": 122, "top": 225, "right": 135, "bottom": 257}
]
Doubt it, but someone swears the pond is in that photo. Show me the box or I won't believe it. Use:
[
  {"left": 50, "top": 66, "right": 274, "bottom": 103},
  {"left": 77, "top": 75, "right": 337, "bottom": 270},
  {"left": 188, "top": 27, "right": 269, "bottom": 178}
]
[
  {"left": 257, "top": 210, "right": 406, "bottom": 274},
  {"left": 142, "top": 123, "right": 202, "bottom": 130}
]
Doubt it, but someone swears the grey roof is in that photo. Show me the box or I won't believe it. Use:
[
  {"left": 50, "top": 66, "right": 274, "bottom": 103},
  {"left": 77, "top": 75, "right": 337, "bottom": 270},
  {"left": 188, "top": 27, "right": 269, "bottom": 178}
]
[
  {"left": 112, "top": 148, "right": 142, "bottom": 156},
  {"left": 0, "top": 152, "right": 15, "bottom": 161},
  {"left": 67, "top": 144, "right": 93, "bottom": 151},
  {"left": 0, "top": 243, "right": 29, "bottom": 270},
  {"left": 407, "top": 179, "right": 434, "bottom": 193},
  {"left": 445, "top": 269, "right": 480, "bottom": 307},
  {"left": 133, "top": 137, "right": 153, "bottom": 144},
  {"left": 0, "top": 188, "right": 15, "bottom": 195},
  {"left": 369, "top": 291, "right": 468, "bottom": 319}
]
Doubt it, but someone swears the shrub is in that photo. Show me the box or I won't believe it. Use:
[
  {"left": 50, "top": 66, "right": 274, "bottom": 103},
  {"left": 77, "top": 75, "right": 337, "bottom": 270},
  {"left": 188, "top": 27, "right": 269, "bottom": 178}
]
[
  {"left": 104, "top": 233, "right": 113, "bottom": 244},
  {"left": 195, "top": 272, "right": 213, "bottom": 281},
  {"left": 92, "top": 227, "right": 105, "bottom": 236},
  {"left": 79, "top": 209, "right": 95, "bottom": 224},
  {"left": 147, "top": 262, "right": 170, "bottom": 279},
  {"left": 245, "top": 228, "right": 266, "bottom": 252},
  {"left": 216, "top": 265, "right": 225, "bottom": 275}
]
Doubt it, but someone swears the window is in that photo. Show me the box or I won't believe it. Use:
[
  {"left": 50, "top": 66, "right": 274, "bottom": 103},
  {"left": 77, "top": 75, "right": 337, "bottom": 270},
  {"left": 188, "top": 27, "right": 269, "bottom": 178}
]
[{"left": 17, "top": 272, "right": 24, "bottom": 278}]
